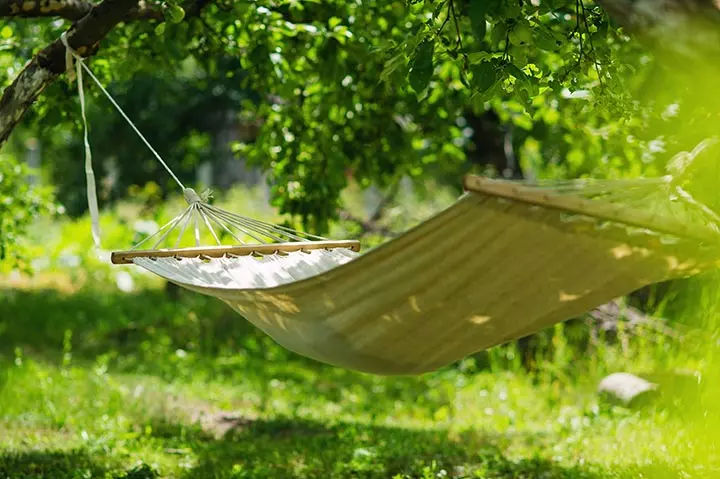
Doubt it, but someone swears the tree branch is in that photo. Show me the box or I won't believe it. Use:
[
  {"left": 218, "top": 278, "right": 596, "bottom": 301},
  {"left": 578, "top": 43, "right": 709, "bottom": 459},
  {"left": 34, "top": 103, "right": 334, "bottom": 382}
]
[
  {"left": 596, "top": 0, "right": 720, "bottom": 149},
  {"left": 0, "top": 0, "right": 162, "bottom": 21},
  {"left": 338, "top": 184, "right": 400, "bottom": 238},
  {"left": 0, "top": 0, "right": 141, "bottom": 147},
  {"left": 0, "top": 0, "right": 215, "bottom": 148},
  {"left": 338, "top": 210, "right": 397, "bottom": 238},
  {"left": 597, "top": 0, "right": 720, "bottom": 30}
]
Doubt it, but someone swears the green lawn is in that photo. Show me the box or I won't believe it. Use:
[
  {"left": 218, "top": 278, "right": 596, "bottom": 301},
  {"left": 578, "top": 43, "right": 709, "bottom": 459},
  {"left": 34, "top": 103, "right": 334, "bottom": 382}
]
[{"left": 2, "top": 275, "right": 720, "bottom": 478}]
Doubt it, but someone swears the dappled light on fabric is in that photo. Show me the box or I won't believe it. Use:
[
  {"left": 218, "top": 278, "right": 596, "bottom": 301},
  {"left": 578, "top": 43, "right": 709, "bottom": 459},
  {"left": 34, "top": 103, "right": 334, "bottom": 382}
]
[
  {"left": 43, "top": 21, "right": 720, "bottom": 377},
  {"left": 119, "top": 184, "right": 720, "bottom": 375}
]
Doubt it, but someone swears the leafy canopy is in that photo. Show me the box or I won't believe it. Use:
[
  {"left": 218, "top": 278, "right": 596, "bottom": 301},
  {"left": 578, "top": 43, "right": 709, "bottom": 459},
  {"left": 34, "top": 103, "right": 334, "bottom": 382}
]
[{"left": 0, "top": 0, "right": 709, "bottom": 240}]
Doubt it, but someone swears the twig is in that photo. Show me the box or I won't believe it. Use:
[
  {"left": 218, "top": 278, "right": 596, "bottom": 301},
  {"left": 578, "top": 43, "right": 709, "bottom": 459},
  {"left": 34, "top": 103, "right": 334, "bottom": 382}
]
[
  {"left": 575, "top": 0, "right": 584, "bottom": 63},
  {"left": 338, "top": 210, "right": 396, "bottom": 238},
  {"left": 448, "top": 0, "right": 463, "bottom": 51},
  {"left": 580, "top": 0, "right": 604, "bottom": 89},
  {"left": 437, "top": 0, "right": 451, "bottom": 36},
  {"left": 503, "top": 28, "right": 510, "bottom": 62}
]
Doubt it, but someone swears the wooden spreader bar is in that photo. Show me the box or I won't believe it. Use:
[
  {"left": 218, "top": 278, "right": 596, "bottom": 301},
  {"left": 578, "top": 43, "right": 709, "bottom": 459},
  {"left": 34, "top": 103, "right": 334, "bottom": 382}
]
[
  {"left": 462, "top": 174, "right": 720, "bottom": 243},
  {"left": 111, "top": 240, "right": 362, "bottom": 265}
]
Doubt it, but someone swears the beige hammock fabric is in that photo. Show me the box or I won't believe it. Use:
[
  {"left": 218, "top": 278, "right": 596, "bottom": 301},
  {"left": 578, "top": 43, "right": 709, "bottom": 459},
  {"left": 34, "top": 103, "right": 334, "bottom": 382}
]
[
  {"left": 61, "top": 36, "right": 720, "bottom": 375},
  {"left": 116, "top": 175, "right": 720, "bottom": 375}
]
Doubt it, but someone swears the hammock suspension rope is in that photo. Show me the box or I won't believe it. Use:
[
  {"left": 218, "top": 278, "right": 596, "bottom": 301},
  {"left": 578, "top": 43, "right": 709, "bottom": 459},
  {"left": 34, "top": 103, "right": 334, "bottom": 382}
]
[{"left": 60, "top": 32, "right": 361, "bottom": 263}]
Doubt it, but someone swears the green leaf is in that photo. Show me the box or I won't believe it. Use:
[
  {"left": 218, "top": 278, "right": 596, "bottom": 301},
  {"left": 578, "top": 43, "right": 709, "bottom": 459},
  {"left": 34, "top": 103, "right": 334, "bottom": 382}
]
[
  {"left": 470, "top": 61, "right": 497, "bottom": 92},
  {"left": 467, "top": 51, "right": 498, "bottom": 63},
  {"left": 412, "top": 40, "right": 434, "bottom": 70},
  {"left": 490, "top": 20, "right": 507, "bottom": 46},
  {"left": 380, "top": 50, "right": 408, "bottom": 83},
  {"left": 165, "top": 4, "right": 186, "bottom": 23},
  {"left": 505, "top": 63, "right": 528, "bottom": 83},
  {"left": 509, "top": 21, "right": 532, "bottom": 46},
  {"left": 409, "top": 40, "right": 434, "bottom": 94},
  {"left": 534, "top": 26, "right": 559, "bottom": 51},
  {"left": 432, "top": 1, "right": 446, "bottom": 21},
  {"left": 597, "top": 19, "right": 609, "bottom": 36},
  {"left": 0, "top": 26, "right": 12, "bottom": 39},
  {"left": 154, "top": 23, "right": 166, "bottom": 36},
  {"left": 469, "top": 0, "right": 487, "bottom": 42},
  {"left": 328, "top": 16, "right": 342, "bottom": 29}
]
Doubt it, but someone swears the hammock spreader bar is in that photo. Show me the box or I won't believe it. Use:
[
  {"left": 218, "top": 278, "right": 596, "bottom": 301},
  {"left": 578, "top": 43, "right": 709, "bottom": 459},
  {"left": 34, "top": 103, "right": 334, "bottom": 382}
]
[{"left": 110, "top": 240, "right": 362, "bottom": 265}]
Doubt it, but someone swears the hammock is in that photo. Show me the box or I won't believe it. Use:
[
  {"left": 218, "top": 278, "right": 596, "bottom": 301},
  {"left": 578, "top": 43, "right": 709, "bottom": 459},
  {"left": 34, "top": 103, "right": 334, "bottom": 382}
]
[{"left": 62, "top": 36, "right": 720, "bottom": 375}]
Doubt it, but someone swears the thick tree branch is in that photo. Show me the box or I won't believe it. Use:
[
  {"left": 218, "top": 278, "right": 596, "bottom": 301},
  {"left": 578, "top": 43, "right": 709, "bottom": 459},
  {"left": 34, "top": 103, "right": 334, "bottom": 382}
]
[
  {"left": 0, "top": 0, "right": 139, "bottom": 147},
  {"left": 0, "top": 0, "right": 162, "bottom": 21},
  {"left": 0, "top": 0, "right": 214, "bottom": 148},
  {"left": 598, "top": 0, "right": 720, "bottom": 30},
  {"left": 338, "top": 184, "right": 400, "bottom": 238}
]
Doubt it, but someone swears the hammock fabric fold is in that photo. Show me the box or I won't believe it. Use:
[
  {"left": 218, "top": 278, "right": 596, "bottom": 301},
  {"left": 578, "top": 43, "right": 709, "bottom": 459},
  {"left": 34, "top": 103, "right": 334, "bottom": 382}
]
[{"left": 118, "top": 176, "right": 720, "bottom": 375}]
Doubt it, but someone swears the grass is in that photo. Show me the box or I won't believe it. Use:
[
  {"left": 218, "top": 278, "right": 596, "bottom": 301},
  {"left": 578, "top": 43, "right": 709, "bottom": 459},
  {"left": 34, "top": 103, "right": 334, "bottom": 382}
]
[
  {"left": 3, "top": 184, "right": 720, "bottom": 478},
  {"left": 2, "top": 278, "right": 720, "bottom": 479}
]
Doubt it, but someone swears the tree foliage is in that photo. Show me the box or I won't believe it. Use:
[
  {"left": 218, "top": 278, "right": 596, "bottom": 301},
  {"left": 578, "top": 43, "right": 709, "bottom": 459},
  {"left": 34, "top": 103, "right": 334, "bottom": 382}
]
[
  {"left": 0, "top": 151, "right": 55, "bottom": 268},
  {"left": 1, "top": 0, "right": 718, "bottom": 238}
]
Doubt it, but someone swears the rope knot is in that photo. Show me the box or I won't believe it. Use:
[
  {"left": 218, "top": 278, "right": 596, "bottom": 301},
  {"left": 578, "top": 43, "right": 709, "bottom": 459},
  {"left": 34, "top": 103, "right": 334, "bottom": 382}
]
[
  {"left": 60, "top": 31, "right": 77, "bottom": 82},
  {"left": 183, "top": 188, "right": 203, "bottom": 204}
]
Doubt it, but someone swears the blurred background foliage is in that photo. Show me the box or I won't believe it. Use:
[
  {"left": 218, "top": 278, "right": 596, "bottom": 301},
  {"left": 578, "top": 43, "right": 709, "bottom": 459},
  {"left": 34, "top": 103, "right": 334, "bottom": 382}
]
[{"left": 2, "top": 0, "right": 697, "bottom": 239}]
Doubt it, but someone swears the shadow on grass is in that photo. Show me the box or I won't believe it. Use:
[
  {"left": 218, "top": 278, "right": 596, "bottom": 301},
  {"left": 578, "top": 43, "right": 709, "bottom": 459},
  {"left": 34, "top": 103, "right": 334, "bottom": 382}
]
[
  {"left": 142, "top": 414, "right": 684, "bottom": 479},
  {"left": 0, "top": 418, "right": 694, "bottom": 479},
  {"left": 0, "top": 451, "right": 111, "bottom": 479},
  {"left": 0, "top": 450, "right": 162, "bottom": 479},
  {"left": 0, "top": 414, "right": 695, "bottom": 479},
  {"left": 0, "top": 286, "right": 460, "bottom": 415},
  {"left": 0, "top": 286, "right": 241, "bottom": 359},
  {"left": 0, "top": 285, "right": 332, "bottom": 375}
]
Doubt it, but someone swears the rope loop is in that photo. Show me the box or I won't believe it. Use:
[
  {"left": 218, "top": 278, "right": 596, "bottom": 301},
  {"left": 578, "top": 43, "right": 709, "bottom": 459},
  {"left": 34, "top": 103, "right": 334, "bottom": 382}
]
[{"left": 60, "top": 32, "right": 77, "bottom": 82}]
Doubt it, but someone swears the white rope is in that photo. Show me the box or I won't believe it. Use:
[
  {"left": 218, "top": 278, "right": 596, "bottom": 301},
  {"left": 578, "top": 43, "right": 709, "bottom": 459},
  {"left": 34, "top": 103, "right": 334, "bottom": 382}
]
[
  {"left": 193, "top": 207, "right": 201, "bottom": 247},
  {"left": 61, "top": 32, "right": 101, "bottom": 250},
  {"left": 58, "top": 31, "right": 338, "bottom": 255},
  {"left": 198, "top": 207, "right": 222, "bottom": 245},
  {"left": 173, "top": 206, "right": 195, "bottom": 248},
  {"left": 60, "top": 32, "right": 185, "bottom": 192},
  {"left": 131, "top": 207, "right": 189, "bottom": 250},
  {"left": 151, "top": 207, "right": 193, "bottom": 250}
]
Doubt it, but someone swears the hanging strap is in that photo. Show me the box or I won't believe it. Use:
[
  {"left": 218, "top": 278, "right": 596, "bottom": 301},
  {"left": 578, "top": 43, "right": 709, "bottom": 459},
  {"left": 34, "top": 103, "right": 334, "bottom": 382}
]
[{"left": 61, "top": 32, "right": 101, "bottom": 250}]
